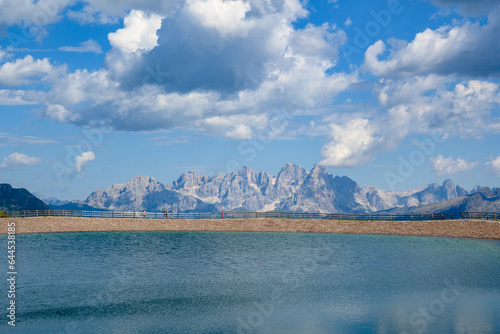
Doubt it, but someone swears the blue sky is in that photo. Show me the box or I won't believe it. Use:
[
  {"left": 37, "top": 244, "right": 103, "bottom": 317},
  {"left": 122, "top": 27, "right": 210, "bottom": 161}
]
[{"left": 0, "top": 0, "right": 499, "bottom": 200}]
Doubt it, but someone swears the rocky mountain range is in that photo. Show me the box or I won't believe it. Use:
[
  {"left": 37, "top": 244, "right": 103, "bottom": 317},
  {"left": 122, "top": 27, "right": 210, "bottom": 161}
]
[
  {"left": 81, "top": 163, "right": 483, "bottom": 213},
  {"left": 378, "top": 187, "right": 500, "bottom": 215}
]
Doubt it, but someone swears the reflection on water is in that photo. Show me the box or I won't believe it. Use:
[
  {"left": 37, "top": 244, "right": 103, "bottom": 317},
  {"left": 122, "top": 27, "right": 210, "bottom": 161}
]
[{"left": 1, "top": 232, "right": 499, "bottom": 333}]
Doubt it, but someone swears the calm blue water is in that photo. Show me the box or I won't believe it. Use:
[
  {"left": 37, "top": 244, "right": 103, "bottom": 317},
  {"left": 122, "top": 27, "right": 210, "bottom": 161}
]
[{"left": 1, "top": 231, "right": 499, "bottom": 333}]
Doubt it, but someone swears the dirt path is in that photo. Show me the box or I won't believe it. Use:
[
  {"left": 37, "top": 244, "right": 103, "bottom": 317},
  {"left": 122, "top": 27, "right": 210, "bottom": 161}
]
[{"left": 1, "top": 217, "right": 499, "bottom": 239}]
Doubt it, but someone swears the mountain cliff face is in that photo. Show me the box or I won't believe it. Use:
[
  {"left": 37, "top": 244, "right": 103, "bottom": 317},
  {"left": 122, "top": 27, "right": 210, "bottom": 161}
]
[
  {"left": 0, "top": 184, "right": 51, "bottom": 211},
  {"left": 82, "top": 164, "right": 480, "bottom": 213},
  {"left": 86, "top": 176, "right": 215, "bottom": 212}
]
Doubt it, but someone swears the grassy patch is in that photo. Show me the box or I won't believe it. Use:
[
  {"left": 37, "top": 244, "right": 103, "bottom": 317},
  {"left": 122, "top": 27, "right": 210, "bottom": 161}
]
[{"left": 0, "top": 211, "right": 10, "bottom": 218}]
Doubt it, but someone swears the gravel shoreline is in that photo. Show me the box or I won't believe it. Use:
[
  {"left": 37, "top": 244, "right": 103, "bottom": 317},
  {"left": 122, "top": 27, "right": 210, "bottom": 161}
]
[{"left": 1, "top": 217, "right": 499, "bottom": 239}]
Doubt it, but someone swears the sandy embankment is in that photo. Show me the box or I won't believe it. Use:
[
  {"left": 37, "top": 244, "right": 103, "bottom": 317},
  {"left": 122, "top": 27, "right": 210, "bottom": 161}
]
[{"left": 0, "top": 217, "right": 499, "bottom": 239}]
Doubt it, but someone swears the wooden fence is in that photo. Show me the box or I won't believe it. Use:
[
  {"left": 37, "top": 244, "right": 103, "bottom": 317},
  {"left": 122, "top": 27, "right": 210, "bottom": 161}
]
[{"left": 2, "top": 210, "right": 499, "bottom": 221}]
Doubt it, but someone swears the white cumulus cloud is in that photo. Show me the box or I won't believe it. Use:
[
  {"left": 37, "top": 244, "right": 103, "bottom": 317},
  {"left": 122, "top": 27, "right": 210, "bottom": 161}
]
[
  {"left": 375, "top": 78, "right": 500, "bottom": 139},
  {"left": 1, "top": 152, "right": 41, "bottom": 168},
  {"left": 187, "top": 0, "right": 254, "bottom": 36},
  {"left": 430, "top": 155, "right": 478, "bottom": 176},
  {"left": 0, "top": 55, "right": 54, "bottom": 87},
  {"left": 320, "top": 118, "right": 383, "bottom": 167},
  {"left": 39, "top": 0, "right": 357, "bottom": 137},
  {"left": 363, "top": 8, "right": 500, "bottom": 78},
  {"left": 44, "top": 104, "right": 81, "bottom": 123},
  {"left": 74, "top": 151, "right": 95, "bottom": 173},
  {"left": 108, "top": 10, "right": 163, "bottom": 53}
]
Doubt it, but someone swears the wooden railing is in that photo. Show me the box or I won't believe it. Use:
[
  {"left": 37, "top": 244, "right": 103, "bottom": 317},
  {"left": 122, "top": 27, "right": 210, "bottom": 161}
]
[{"left": 1, "top": 210, "right": 499, "bottom": 221}]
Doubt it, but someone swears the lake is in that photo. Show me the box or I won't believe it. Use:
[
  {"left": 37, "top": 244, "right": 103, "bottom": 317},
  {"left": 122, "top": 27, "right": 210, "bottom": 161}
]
[{"left": 1, "top": 231, "right": 499, "bottom": 333}]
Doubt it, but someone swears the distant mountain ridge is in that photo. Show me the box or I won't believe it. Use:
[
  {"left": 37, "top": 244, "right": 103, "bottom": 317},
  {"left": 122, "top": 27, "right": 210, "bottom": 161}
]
[
  {"left": 377, "top": 188, "right": 500, "bottom": 215},
  {"left": 86, "top": 176, "right": 217, "bottom": 212},
  {"left": 0, "top": 184, "right": 51, "bottom": 211},
  {"left": 80, "top": 164, "right": 486, "bottom": 213}
]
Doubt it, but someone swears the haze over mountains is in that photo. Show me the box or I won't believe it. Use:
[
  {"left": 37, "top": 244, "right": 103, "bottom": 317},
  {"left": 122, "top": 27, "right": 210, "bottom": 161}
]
[{"left": 78, "top": 164, "right": 493, "bottom": 213}]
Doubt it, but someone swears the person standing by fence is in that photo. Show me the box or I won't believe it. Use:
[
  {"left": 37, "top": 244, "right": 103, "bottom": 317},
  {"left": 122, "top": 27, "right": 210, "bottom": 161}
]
[
  {"left": 142, "top": 209, "right": 146, "bottom": 218},
  {"left": 169, "top": 209, "right": 173, "bottom": 219}
]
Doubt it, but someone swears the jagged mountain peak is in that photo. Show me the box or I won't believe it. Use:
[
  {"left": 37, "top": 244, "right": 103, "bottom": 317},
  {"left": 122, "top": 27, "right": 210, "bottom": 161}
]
[
  {"left": 280, "top": 163, "right": 307, "bottom": 172},
  {"left": 310, "top": 164, "right": 327, "bottom": 174},
  {"left": 276, "top": 163, "right": 308, "bottom": 180},
  {"left": 232, "top": 166, "right": 256, "bottom": 178},
  {"left": 442, "top": 179, "right": 454, "bottom": 187},
  {"left": 126, "top": 175, "right": 161, "bottom": 185},
  {"left": 173, "top": 171, "right": 203, "bottom": 189},
  {"left": 77, "top": 163, "right": 482, "bottom": 214}
]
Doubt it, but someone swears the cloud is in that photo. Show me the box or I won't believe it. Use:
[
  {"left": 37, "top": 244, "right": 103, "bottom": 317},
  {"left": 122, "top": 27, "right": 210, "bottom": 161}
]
[
  {"left": 0, "top": 133, "right": 55, "bottom": 146},
  {"left": 320, "top": 76, "right": 500, "bottom": 168},
  {"left": 430, "top": 155, "right": 478, "bottom": 175},
  {"left": 0, "top": 47, "right": 8, "bottom": 61},
  {"left": 67, "top": 5, "right": 119, "bottom": 25},
  {"left": 487, "top": 155, "right": 500, "bottom": 177},
  {"left": 107, "top": 10, "right": 163, "bottom": 53},
  {"left": 0, "top": 90, "right": 37, "bottom": 105},
  {"left": 146, "top": 135, "right": 198, "bottom": 146},
  {"left": 0, "top": 152, "right": 41, "bottom": 168},
  {"left": 429, "top": 0, "right": 500, "bottom": 16},
  {"left": 0, "top": 55, "right": 53, "bottom": 87},
  {"left": 0, "top": 0, "right": 177, "bottom": 27},
  {"left": 74, "top": 151, "right": 95, "bottom": 173},
  {"left": 226, "top": 124, "right": 253, "bottom": 139},
  {"left": 44, "top": 104, "right": 81, "bottom": 123},
  {"left": 73, "top": 0, "right": 183, "bottom": 18},
  {"left": 320, "top": 118, "right": 384, "bottom": 167},
  {"left": 38, "top": 0, "right": 357, "bottom": 136},
  {"left": 0, "top": 0, "right": 71, "bottom": 26},
  {"left": 107, "top": 0, "right": 306, "bottom": 93},
  {"left": 363, "top": 8, "right": 500, "bottom": 78},
  {"left": 188, "top": 0, "right": 254, "bottom": 36},
  {"left": 58, "top": 39, "right": 103, "bottom": 54},
  {"left": 375, "top": 78, "right": 500, "bottom": 139}
]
